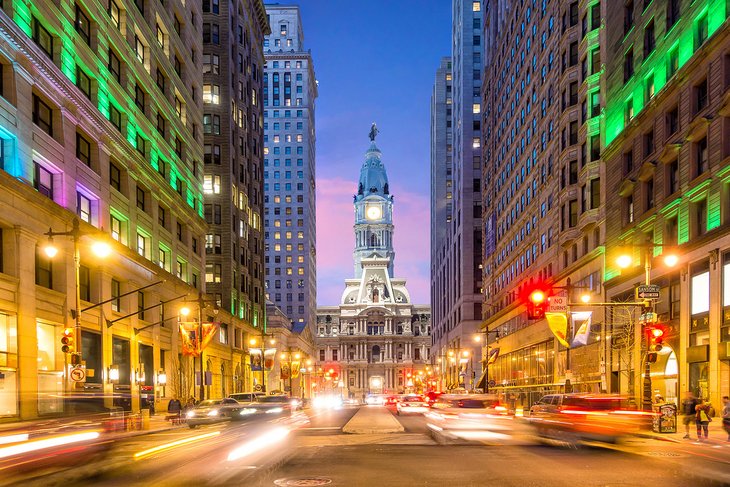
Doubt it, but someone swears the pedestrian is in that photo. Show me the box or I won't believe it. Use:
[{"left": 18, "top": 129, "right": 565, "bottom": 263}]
[
  {"left": 722, "top": 396, "right": 730, "bottom": 442},
  {"left": 695, "top": 399, "right": 711, "bottom": 441},
  {"left": 167, "top": 397, "right": 182, "bottom": 417},
  {"left": 681, "top": 391, "right": 699, "bottom": 439}
]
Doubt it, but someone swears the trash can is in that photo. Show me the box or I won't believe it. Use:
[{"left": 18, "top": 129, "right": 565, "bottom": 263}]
[{"left": 652, "top": 403, "right": 677, "bottom": 433}]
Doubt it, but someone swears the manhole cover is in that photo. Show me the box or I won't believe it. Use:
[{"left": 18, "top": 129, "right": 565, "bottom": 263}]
[
  {"left": 274, "top": 477, "right": 332, "bottom": 486},
  {"left": 646, "top": 451, "right": 681, "bottom": 457}
]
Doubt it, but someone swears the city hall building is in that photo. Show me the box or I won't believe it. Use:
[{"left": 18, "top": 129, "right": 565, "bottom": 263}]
[{"left": 315, "top": 132, "right": 431, "bottom": 399}]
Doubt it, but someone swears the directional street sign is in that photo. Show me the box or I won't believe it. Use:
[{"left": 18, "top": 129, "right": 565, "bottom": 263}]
[{"left": 636, "top": 284, "right": 661, "bottom": 300}]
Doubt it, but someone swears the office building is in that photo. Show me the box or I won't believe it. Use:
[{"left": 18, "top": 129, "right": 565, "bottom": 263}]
[
  {"left": 602, "top": 0, "right": 730, "bottom": 406},
  {"left": 480, "top": 0, "right": 607, "bottom": 406},
  {"left": 429, "top": 0, "right": 484, "bottom": 392},
  {"left": 262, "top": 5, "right": 318, "bottom": 330}
]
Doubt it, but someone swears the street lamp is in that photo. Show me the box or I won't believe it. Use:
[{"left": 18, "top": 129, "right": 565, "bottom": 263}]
[
  {"left": 179, "top": 294, "right": 219, "bottom": 402},
  {"left": 615, "top": 241, "right": 680, "bottom": 411},
  {"left": 43, "top": 218, "right": 111, "bottom": 368}
]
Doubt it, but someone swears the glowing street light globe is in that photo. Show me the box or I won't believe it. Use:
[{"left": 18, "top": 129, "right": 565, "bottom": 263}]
[
  {"left": 663, "top": 254, "right": 679, "bottom": 267},
  {"left": 43, "top": 243, "right": 59, "bottom": 258},
  {"left": 616, "top": 254, "right": 633, "bottom": 269},
  {"left": 91, "top": 241, "right": 112, "bottom": 258}
]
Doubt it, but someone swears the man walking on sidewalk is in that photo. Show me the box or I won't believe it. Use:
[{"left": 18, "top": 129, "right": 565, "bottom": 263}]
[{"left": 681, "top": 391, "right": 699, "bottom": 439}]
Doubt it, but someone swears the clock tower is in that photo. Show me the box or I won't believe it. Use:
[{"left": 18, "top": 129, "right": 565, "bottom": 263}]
[{"left": 353, "top": 126, "right": 395, "bottom": 278}]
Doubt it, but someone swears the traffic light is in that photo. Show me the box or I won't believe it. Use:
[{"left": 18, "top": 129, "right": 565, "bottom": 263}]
[
  {"left": 61, "top": 328, "right": 75, "bottom": 354},
  {"left": 646, "top": 325, "right": 665, "bottom": 363},
  {"left": 526, "top": 288, "right": 549, "bottom": 320}
]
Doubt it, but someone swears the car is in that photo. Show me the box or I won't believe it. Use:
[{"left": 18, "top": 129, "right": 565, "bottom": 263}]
[
  {"left": 186, "top": 398, "right": 245, "bottom": 428},
  {"left": 528, "top": 393, "right": 651, "bottom": 445},
  {"left": 228, "top": 392, "right": 264, "bottom": 404},
  {"left": 396, "top": 395, "right": 429, "bottom": 415},
  {"left": 384, "top": 395, "right": 401, "bottom": 407},
  {"left": 364, "top": 394, "right": 387, "bottom": 405},
  {"left": 425, "top": 394, "right": 514, "bottom": 442}
]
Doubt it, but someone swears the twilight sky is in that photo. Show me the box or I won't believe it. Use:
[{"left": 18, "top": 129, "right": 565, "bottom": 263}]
[{"left": 296, "top": 1, "right": 452, "bottom": 306}]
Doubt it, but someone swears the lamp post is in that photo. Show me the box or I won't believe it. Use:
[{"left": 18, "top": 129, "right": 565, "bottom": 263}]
[
  {"left": 616, "top": 242, "right": 679, "bottom": 411},
  {"left": 43, "top": 218, "right": 111, "bottom": 368},
  {"left": 180, "top": 293, "right": 219, "bottom": 402},
  {"left": 474, "top": 329, "right": 500, "bottom": 393}
]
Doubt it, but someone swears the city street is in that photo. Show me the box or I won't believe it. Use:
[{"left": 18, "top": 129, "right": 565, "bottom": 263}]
[{"left": 7, "top": 405, "right": 730, "bottom": 487}]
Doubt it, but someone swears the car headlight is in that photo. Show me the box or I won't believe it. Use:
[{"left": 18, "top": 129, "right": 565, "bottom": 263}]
[
  {"left": 290, "top": 399, "right": 300, "bottom": 407},
  {"left": 207, "top": 409, "right": 220, "bottom": 417},
  {"left": 186, "top": 411, "right": 196, "bottom": 418},
  {"left": 266, "top": 407, "right": 284, "bottom": 414},
  {"left": 240, "top": 408, "right": 257, "bottom": 416}
]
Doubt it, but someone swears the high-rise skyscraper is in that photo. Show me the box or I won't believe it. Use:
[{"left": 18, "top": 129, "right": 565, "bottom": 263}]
[
  {"left": 202, "top": 0, "right": 269, "bottom": 331},
  {"left": 430, "top": 0, "right": 483, "bottom": 391},
  {"left": 262, "top": 5, "right": 318, "bottom": 329},
  {"left": 480, "top": 0, "right": 606, "bottom": 403}
]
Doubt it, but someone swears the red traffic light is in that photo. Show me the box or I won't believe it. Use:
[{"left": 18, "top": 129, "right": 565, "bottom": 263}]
[
  {"left": 529, "top": 290, "right": 546, "bottom": 304},
  {"left": 647, "top": 325, "right": 665, "bottom": 353},
  {"left": 650, "top": 328, "right": 664, "bottom": 339}
]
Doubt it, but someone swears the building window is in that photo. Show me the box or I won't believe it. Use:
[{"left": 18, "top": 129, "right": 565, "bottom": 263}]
[
  {"left": 203, "top": 114, "right": 220, "bottom": 134},
  {"left": 110, "top": 162, "right": 122, "bottom": 192},
  {"left": 643, "top": 20, "right": 655, "bottom": 57},
  {"left": 79, "top": 265, "right": 90, "bottom": 301},
  {"left": 32, "top": 17, "right": 54, "bottom": 59},
  {"left": 203, "top": 175, "right": 221, "bottom": 194},
  {"left": 75, "top": 4, "right": 91, "bottom": 45},
  {"left": 34, "top": 162, "right": 53, "bottom": 199},
  {"left": 134, "top": 35, "right": 145, "bottom": 63},
  {"left": 135, "top": 84, "right": 145, "bottom": 111},
  {"left": 696, "top": 13, "right": 708, "bottom": 49},
  {"left": 695, "top": 79, "right": 708, "bottom": 114},
  {"left": 109, "top": 105, "right": 122, "bottom": 131},
  {"left": 624, "top": 49, "right": 634, "bottom": 82},
  {"left": 666, "top": 106, "right": 679, "bottom": 135},
  {"left": 111, "top": 215, "right": 123, "bottom": 242},
  {"left": 77, "top": 192, "right": 92, "bottom": 223},
  {"left": 205, "top": 263, "right": 221, "bottom": 283},
  {"left": 35, "top": 246, "right": 53, "bottom": 289},
  {"left": 108, "top": 49, "right": 121, "bottom": 82},
  {"left": 203, "top": 54, "right": 219, "bottom": 74},
  {"left": 108, "top": 0, "right": 121, "bottom": 29},
  {"left": 666, "top": 158, "right": 679, "bottom": 195},
  {"left": 695, "top": 137, "right": 708, "bottom": 177},
  {"left": 32, "top": 94, "right": 53, "bottom": 136},
  {"left": 590, "top": 178, "right": 600, "bottom": 209},
  {"left": 136, "top": 186, "right": 146, "bottom": 211},
  {"left": 204, "top": 144, "right": 220, "bottom": 165},
  {"left": 203, "top": 84, "right": 220, "bottom": 104},
  {"left": 693, "top": 199, "right": 707, "bottom": 238},
  {"left": 668, "top": 47, "right": 679, "bottom": 78},
  {"left": 137, "top": 232, "right": 149, "bottom": 258},
  {"left": 76, "top": 65, "right": 91, "bottom": 99},
  {"left": 111, "top": 278, "right": 121, "bottom": 312},
  {"left": 76, "top": 132, "right": 91, "bottom": 166},
  {"left": 624, "top": 0, "right": 634, "bottom": 34},
  {"left": 666, "top": 0, "right": 680, "bottom": 30}
]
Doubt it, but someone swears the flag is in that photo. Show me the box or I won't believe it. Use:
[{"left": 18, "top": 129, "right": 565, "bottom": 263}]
[
  {"left": 280, "top": 363, "right": 291, "bottom": 380},
  {"left": 179, "top": 321, "right": 200, "bottom": 357},
  {"left": 487, "top": 347, "right": 500, "bottom": 365},
  {"left": 291, "top": 361, "right": 301, "bottom": 378},
  {"left": 250, "top": 348, "right": 263, "bottom": 371},
  {"left": 264, "top": 348, "right": 276, "bottom": 371},
  {"left": 570, "top": 312, "right": 593, "bottom": 347},
  {"left": 546, "top": 312, "right": 571, "bottom": 348},
  {"left": 200, "top": 322, "right": 218, "bottom": 351}
]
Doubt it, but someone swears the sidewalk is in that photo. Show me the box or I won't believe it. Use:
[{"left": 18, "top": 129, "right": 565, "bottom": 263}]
[
  {"left": 0, "top": 412, "right": 185, "bottom": 440},
  {"left": 638, "top": 418, "right": 728, "bottom": 443},
  {"left": 342, "top": 405, "right": 405, "bottom": 434}
]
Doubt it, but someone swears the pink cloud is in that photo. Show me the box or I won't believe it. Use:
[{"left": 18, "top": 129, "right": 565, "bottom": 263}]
[{"left": 316, "top": 177, "right": 430, "bottom": 306}]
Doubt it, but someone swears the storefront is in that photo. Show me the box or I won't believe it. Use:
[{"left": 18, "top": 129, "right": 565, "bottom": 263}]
[{"left": 0, "top": 313, "right": 17, "bottom": 417}]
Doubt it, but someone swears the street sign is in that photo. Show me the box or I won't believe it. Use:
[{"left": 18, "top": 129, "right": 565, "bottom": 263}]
[
  {"left": 70, "top": 366, "right": 86, "bottom": 382},
  {"left": 547, "top": 295, "right": 568, "bottom": 313},
  {"left": 636, "top": 284, "right": 661, "bottom": 300},
  {"left": 639, "top": 312, "right": 658, "bottom": 324}
]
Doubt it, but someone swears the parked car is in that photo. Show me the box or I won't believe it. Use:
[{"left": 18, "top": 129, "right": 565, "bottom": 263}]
[
  {"left": 528, "top": 393, "right": 650, "bottom": 445},
  {"left": 396, "top": 395, "right": 429, "bottom": 415},
  {"left": 425, "top": 394, "right": 513, "bottom": 442},
  {"left": 228, "top": 392, "right": 264, "bottom": 404},
  {"left": 186, "top": 398, "right": 245, "bottom": 428}
]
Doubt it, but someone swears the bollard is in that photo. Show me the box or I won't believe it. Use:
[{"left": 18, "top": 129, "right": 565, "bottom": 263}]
[{"left": 141, "top": 408, "right": 150, "bottom": 430}]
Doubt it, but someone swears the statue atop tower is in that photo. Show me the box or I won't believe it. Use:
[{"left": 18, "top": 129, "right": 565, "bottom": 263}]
[{"left": 353, "top": 127, "right": 395, "bottom": 278}]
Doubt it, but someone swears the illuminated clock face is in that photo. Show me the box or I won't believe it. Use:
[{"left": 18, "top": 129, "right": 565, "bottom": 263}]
[{"left": 366, "top": 205, "right": 382, "bottom": 220}]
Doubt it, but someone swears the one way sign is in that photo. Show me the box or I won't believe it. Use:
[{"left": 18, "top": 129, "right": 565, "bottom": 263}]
[{"left": 635, "top": 284, "right": 660, "bottom": 300}]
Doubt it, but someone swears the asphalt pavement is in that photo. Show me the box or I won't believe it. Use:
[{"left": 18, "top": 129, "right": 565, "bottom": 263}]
[{"left": 3, "top": 405, "right": 730, "bottom": 486}]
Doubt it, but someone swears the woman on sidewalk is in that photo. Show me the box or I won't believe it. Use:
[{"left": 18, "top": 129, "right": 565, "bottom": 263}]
[
  {"left": 695, "top": 399, "right": 712, "bottom": 441},
  {"left": 722, "top": 396, "right": 730, "bottom": 442}
]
